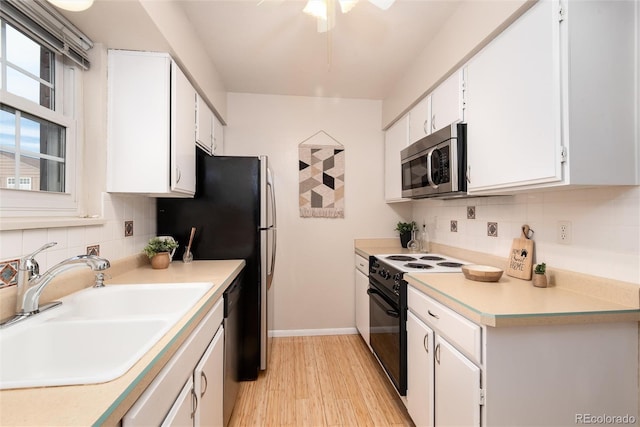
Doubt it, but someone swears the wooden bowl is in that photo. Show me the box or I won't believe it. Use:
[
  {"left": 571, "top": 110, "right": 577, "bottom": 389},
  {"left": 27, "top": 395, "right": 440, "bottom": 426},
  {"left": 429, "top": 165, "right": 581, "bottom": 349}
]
[{"left": 462, "top": 265, "right": 504, "bottom": 282}]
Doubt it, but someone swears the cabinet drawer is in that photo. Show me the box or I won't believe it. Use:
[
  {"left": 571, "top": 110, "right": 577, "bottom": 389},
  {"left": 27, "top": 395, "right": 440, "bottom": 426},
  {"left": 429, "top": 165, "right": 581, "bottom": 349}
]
[
  {"left": 408, "top": 286, "right": 481, "bottom": 364},
  {"left": 354, "top": 254, "right": 369, "bottom": 276}
]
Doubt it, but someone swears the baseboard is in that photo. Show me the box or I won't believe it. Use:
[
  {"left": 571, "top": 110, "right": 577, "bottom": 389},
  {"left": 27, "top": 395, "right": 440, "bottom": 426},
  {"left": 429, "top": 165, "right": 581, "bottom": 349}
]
[{"left": 269, "top": 327, "right": 358, "bottom": 337}]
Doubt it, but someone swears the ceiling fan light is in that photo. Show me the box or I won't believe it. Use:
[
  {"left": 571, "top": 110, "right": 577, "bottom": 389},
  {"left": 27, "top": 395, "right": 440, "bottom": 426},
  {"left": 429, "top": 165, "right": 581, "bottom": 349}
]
[
  {"left": 46, "top": 0, "right": 94, "bottom": 12},
  {"left": 338, "top": 0, "right": 358, "bottom": 13},
  {"left": 303, "top": 0, "right": 327, "bottom": 20}
]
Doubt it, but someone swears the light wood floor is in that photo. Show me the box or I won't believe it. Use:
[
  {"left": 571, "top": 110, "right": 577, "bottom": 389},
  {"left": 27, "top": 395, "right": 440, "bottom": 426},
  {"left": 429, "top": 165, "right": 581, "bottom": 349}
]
[{"left": 228, "top": 335, "right": 415, "bottom": 427}]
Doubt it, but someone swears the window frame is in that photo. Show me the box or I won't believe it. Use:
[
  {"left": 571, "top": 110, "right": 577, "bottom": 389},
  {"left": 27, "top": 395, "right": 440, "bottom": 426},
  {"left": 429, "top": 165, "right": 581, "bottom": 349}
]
[{"left": 0, "top": 20, "right": 82, "bottom": 218}]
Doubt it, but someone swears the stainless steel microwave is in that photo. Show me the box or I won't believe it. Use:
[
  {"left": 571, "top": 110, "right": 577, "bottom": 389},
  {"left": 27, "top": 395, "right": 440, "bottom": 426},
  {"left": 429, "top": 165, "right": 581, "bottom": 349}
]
[{"left": 400, "top": 123, "right": 467, "bottom": 199}]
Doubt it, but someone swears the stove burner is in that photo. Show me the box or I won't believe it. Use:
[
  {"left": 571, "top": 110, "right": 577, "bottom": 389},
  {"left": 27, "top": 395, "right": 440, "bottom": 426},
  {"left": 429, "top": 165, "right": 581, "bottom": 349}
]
[
  {"left": 420, "top": 255, "right": 446, "bottom": 261},
  {"left": 405, "top": 262, "right": 434, "bottom": 269},
  {"left": 386, "top": 255, "right": 417, "bottom": 261},
  {"left": 438, "top": 262, "right": 464, "bottom": 268}
]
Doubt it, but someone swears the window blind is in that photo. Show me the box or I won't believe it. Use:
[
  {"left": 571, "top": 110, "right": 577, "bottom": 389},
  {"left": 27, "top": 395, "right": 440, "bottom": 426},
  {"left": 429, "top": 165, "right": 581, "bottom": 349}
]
[{"left": 0, "top": 0, "right": 93, "bottom": 69}]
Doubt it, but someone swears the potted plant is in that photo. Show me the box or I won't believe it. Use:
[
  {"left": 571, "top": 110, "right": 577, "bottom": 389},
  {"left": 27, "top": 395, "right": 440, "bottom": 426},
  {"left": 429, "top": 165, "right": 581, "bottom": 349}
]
[
  {"left": 533, "top": 262, "right": 547, "bottom": 288},
  {"left": 395, "top": 221, "right": 417, "bottom": 248},
  {"left": 143, "top": 237, "right": 179, "bottom": 269}
]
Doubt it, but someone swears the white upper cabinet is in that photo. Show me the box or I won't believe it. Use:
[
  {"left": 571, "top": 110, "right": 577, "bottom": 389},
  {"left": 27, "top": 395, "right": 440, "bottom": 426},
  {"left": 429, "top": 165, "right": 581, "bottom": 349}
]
[
  {"left": 465, "top": 0, "right": 638, "bottom": 194},
  {"left": 196, "top": 93, "right": 214, "bottom": 155},
  {"left": 384, "top": 114, "right": 410, "bottom": 202},
  {"left": 408, "top": 69, "right": 465, "bottom": 144},
  {"left": 212, "top": 113, "right": 224, "bottom": 155},
  {"left": 107, "top": 50, "right": 196, "bottom": 197},
  {"left": 430, "top": 69, "right": 465, "bottom": 134},
  {"left": 196, "top": 94, "right": 225, "bottom": 156},
  {"left": 408, "top": 96, "right": 431, "bottom": 145}
]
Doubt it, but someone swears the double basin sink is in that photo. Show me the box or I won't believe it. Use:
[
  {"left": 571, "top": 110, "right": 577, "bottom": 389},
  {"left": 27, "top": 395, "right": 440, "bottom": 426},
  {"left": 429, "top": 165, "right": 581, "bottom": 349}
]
[{"left": 0, "top": 282, "right": 213, "bottom": 389}]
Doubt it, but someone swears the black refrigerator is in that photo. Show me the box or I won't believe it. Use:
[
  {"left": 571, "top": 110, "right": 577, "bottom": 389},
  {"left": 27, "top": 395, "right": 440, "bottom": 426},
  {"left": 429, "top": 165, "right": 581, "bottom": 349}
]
[{"left": 157, "top": 151, "right": 276, "bottom": 381}]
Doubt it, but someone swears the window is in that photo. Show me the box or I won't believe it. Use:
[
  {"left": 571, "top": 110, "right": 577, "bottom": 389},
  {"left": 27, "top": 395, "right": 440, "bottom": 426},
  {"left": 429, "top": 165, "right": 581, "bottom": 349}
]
[{"left": 0, "top": 16, "right": 81, "bottom": 217}]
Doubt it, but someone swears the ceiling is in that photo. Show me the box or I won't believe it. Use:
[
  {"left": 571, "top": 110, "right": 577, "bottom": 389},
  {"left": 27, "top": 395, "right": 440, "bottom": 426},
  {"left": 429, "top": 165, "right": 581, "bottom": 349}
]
[{"left": 61, "top": 0, "right": 462, "bottom": 100}]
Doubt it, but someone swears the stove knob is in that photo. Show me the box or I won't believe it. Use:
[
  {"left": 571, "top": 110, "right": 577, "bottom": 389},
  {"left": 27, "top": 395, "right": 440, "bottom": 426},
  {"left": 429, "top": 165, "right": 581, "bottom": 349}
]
[
  {"left": 393, "top": 272, "right": 402, "bottom": 282},
  {"left": 393, "top": 283, "right": 400, "bottom": 295}
]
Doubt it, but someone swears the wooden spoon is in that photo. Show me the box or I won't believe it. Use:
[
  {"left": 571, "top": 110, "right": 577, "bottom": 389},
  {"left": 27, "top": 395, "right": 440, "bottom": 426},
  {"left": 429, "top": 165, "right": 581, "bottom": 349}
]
[{"left": 183, "top": 227, "right": 195, "bottom": 263}]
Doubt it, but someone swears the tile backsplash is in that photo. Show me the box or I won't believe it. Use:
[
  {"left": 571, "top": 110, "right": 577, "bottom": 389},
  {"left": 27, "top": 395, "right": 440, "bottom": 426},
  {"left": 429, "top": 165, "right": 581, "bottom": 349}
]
[
  {"left": 0, "top": 193, "right": 156, "bottom": 278},
  {"left": 413, "top": 186, "right": 640, "bottom": 284}
]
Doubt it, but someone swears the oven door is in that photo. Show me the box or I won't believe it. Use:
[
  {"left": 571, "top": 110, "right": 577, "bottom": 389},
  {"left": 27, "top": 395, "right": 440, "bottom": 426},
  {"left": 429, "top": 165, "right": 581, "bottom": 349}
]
[{"left": 368, "top": 279, "right": 407, "bottom": 395}]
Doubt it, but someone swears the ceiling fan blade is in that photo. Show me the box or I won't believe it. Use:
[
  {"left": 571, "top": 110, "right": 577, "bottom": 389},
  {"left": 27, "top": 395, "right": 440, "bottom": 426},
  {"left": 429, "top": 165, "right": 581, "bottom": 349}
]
[{"left": 367, "top": 0, "right": 395, "bottom": 10}]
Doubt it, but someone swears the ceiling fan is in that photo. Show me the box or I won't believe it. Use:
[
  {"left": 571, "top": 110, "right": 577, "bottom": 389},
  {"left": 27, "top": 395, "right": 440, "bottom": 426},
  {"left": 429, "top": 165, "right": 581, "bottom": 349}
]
[{"left": 303, "top": 0, "right": 395, "bottom": 32}]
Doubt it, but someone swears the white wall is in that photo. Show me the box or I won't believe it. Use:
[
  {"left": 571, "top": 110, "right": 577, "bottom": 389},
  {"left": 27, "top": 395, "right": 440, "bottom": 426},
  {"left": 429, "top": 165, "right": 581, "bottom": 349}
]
[
  {"left": 226, "top": 93, "right": 411, "bottom": 333},
  {"left": 412, "top": 187, "right": 640, "bottom": 283}
]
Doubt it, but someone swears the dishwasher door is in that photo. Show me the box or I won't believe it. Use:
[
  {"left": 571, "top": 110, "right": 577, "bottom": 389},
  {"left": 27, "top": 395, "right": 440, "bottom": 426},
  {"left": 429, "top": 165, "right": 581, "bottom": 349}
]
[{"left": 223, "top": 275, "right": 242, "bottom": 426}]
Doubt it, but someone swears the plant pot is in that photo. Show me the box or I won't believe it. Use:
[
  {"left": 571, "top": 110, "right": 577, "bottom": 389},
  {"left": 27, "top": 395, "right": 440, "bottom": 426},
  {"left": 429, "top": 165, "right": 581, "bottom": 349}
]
[
  {"left": 533, "top": 273, "right": 548, "bottom": 288},
  {"left": 150, "top": 252, "right": 171, "bottom": 269},
  {"left": 399, "top": 231, "right": 411, "bottom": 248}
]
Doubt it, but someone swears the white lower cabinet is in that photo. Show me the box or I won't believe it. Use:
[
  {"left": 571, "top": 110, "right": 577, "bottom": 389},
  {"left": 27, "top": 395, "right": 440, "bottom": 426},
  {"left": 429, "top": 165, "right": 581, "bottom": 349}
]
[
  {"left": 407, "top": 284, "right": 639, "bottom": 427},
  {"left": 161, "top": 377, "right": 195, "bottom": 427},
  {"left": 123, "top": 299, "right": 225, "bottom": 427},
  {"left": 194, "top": 326, "right": 225, "bottom": 426},
  {"left": 354, "top": 254, "right": 370, "bottom": 348},
  {"left": 406, "top": 311, "right": 434, "bottom": 427},
  {"left": 434, "top": 336, "right": 481, "bottom": 427},
  {"left": 407, "top": 293, "right": 480, "bottom": 427}
]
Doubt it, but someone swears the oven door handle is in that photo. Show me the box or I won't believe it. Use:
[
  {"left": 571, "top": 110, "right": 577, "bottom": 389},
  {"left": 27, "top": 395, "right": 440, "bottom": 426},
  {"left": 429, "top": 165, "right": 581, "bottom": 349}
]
[
  {"left": 368, "top": 287, "right": 400, "bottom": 318},
  {"left": 385, "top": 309, "right": 400, "bottom": 318}
]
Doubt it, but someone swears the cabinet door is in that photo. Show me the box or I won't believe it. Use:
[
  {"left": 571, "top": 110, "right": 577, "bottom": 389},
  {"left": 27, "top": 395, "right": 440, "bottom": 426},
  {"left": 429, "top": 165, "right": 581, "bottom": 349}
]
[
  {"left": 430, "top": 70, "right": 464, "bottom": 133},
  {"left": 384, "top": 115, "right": 410, "bottom": 202},
  {"left": 161, "top": 377, "right": 195, "bottom": 427},
  {"left": 435, "top": 336, "right": 481, "bottom": 427},
  {"left": 354, "top": 267, "right": 370, "bottom": 347},
  {"left": 107, "top": 51, "right": 171, "bottom": 194},
  {"left": 171, "top": 61, "right": 197, "bottom": 195},
  {"left": 406, "top": 311, "right": 434, "bottom": 427},
  {"left": 409, "top": 96, "right": 431, "bottom": 144},
  {"left": 193, "top": 325, "right": 224, "bottom": 427},
  {"left": 465, "top": 0, "right": 562, "bottom": 192},
  {"left": 196, "top": 94, "right": 213, "bottom": 155},
  {"left": 212, "top": 114, "right": 224, "bottom": 155}
]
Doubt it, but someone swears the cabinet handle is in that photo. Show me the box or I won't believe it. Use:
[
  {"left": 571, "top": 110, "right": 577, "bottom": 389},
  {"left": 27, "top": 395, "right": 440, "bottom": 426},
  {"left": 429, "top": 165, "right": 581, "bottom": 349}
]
[
  {"left": 466, "top": 165, "right": 471, "bottom": 184},
  {"left": 176, "top": 167, "right": 182, "bottom": 184},
  {"left": 427, "top": 309, "right": 440, "bottom": 319},
  {"left": 423, "top": 334, "right": 429, "bottom": 354},
  {"left": 423, "top": 119, "right": 429, "bottom": 135},
  {"left": 190, "top": 387, "right": 198, "bottom": 419},
  {"left": 200, "top": 371, "right": 208, "bottom": 397},
  {"left": 432, "top": 115, "right": 436, "bottom": 131},
  {"left": 435, "top": 343, "right": 441, "bottom": 365}
]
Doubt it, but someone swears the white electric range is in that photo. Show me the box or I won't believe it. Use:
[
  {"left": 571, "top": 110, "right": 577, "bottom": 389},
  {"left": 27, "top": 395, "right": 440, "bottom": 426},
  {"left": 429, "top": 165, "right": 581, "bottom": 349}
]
[{"left": 375, "top": 253, "right": 470, "bottom": 274}]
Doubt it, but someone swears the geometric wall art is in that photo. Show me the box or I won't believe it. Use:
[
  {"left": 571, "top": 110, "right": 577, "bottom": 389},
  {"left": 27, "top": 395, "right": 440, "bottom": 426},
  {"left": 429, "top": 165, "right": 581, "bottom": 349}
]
[{"left": 299, "top": 130, "right": 345, "bottom": 218}]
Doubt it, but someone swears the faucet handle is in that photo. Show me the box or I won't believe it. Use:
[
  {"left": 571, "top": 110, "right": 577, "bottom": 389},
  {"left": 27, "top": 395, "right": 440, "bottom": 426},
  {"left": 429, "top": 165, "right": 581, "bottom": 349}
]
[{"left": 20, "top": 242, "right": 57, "bottom": 276}]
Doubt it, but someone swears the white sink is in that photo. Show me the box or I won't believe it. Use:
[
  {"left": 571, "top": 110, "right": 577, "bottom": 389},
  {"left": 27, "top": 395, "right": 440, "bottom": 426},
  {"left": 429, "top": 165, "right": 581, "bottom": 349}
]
[{"left": 0, "top": 282, "right": 213, "bottom": 389}]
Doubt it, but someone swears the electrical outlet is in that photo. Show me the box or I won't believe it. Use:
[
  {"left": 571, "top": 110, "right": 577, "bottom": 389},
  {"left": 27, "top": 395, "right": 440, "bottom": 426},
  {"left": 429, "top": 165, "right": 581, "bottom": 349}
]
[
  {"left": 558, "top": 221, "right": 572, "bottom": 244},
  {"left": 124, "top": 220, "right": 134, "bottom": 237}
]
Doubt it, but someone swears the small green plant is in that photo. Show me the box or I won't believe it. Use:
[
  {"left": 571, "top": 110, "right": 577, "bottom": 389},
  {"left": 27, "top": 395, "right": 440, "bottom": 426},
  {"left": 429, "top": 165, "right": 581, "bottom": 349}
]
[
  {"left": 395, "top": 221, "right": 417, "bottom": 235},
  {"left": 534, "top": 263, "right": 546, "bottom": 274},
  {"left": 143, "top": 237, "right": 178, "bottom": 258}
]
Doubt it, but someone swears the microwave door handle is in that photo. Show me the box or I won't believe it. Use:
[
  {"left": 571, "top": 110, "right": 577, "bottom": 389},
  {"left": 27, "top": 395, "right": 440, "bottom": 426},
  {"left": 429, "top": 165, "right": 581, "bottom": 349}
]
[{"left": 426, "top": 148, "right": 438, "bottom": 189}]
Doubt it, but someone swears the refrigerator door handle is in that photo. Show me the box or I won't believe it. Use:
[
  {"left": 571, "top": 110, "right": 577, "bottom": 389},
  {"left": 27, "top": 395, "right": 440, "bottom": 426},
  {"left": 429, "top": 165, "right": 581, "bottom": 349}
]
[{"left": 267, "top": 168, "right": 277, "bottom": 287}]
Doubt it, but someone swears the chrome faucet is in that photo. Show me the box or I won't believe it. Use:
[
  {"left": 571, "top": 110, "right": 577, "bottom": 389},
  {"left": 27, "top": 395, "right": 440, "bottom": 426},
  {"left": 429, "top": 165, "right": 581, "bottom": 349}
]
[{"left": 2, "top": 242, "right": 111, "bottom": 327}]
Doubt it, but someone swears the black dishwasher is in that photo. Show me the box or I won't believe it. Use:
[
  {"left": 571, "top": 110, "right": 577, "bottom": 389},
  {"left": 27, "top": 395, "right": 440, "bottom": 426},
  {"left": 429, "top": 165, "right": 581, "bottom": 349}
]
[{"left": 223, "top": 275, "right": 242, "bottom": 426}]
